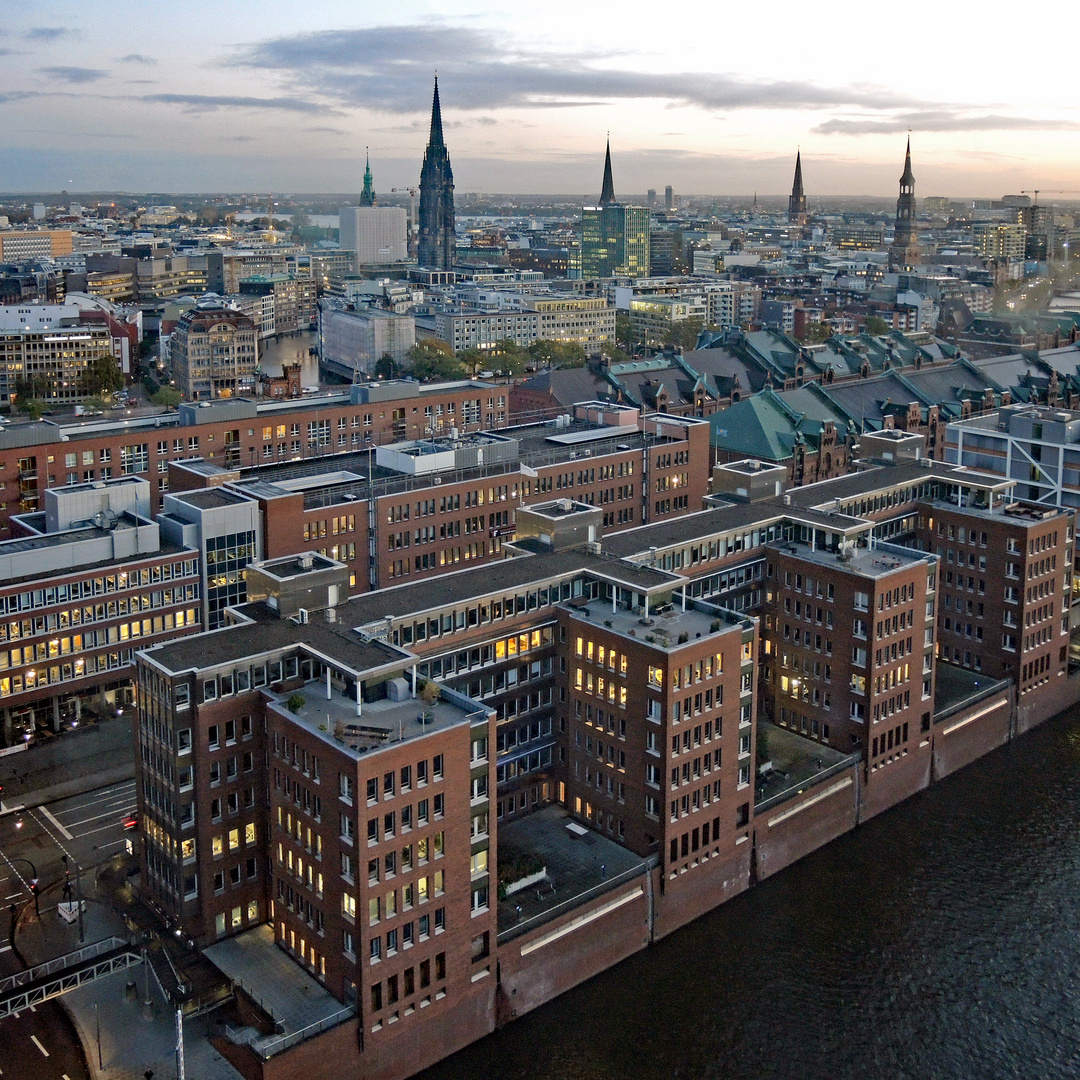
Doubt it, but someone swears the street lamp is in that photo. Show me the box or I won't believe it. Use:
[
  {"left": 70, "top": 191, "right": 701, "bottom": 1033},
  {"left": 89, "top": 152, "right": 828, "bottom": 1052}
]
[{"left": 11, "top": 857, "right": 38, "bottom": 918}]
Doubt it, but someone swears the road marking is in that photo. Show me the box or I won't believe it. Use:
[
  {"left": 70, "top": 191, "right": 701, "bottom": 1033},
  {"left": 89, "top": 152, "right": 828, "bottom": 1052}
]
[
  {"left": 63, "top": 1075, "right": 71, "bottom": 1080},
  {"left": 30, "top": 1034, "right": 48, "bottom": 1056},
  {"left": 64, "top": 804, "right": 136, "bottom": 831},
  {"left": 26, "top": 809, "right": 75, "bottom": 864},
  {"left": 38, "top": 806, "right": 73, "bottom": 841},
  {"left": 54, "top": 783, "right": 136, "bottom": 814},
  {"left": 4, "top": 892, "right": 23, "bottom": 900},
  {"left": 0, "top": 945, "right": 10, "bottom": 954},
  {"left": 97, "top": 839, "right": 126, "bottom": 851},
  {"left": 79, "top": 821, "right": 134, "bottom": 839}
]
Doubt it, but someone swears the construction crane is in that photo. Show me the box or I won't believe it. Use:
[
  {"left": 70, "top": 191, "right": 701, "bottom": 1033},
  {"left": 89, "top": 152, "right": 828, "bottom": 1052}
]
[
  {"left": 1021, "top": 190, "right": 1080, "bottom": 201},
  {"left": 390, "top": 187, "right": 419, "bottom": 249}
]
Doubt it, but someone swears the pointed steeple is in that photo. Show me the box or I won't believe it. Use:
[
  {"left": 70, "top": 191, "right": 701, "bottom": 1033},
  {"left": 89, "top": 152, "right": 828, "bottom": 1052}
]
[
  {"left": 900, "top": 134, "right": 914, "bottom": 186},
  {"left": 360, "top": 147, "right": 375, "bottom": 207},
  {"left": 418, "top": 76, "right": 455, "bottom": 270},
  {"left": 890, "top": 134, "right": 919, "bottom": 271},
  {"left": 599, "top": 138, "right": 615, "bottom": 205},
  {"left": 789, "top": 149, "right": 807, "bottom": 224},
  {"left": 428, "top": 76, "right": 445, "bottom": 148}
]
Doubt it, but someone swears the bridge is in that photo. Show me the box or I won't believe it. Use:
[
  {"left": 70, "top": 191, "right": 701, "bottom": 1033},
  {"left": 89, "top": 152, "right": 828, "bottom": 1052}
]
[{"left": 0, "top": 936, "right": 145, "bottom": 1019}]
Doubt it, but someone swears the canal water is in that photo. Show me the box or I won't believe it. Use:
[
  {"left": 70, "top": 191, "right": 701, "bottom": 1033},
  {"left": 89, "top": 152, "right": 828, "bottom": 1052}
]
[
  {"left": 419, "top": 708, "right": 1080, "bottom": 1080},
  {"left": 258, "top": 331, "right": 319, "bottom": 386}
]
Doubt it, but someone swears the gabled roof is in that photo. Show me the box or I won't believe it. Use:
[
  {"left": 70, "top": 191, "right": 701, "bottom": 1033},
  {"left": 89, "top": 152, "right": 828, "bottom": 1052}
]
[
  {"left": 513, "top": 367, "right": 610, "bottom": 408},
  {"left": 709, "top": 386, "right": 848, "bottom": 462},
  {"left": 683, "top": 345, "right": 770, "bottom": 398}
]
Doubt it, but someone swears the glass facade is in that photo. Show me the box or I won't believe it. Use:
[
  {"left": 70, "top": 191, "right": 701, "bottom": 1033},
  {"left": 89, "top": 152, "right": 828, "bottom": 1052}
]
[
  {"left": 581, "top": 205, "right": 651, "bottom": 278},
  {"left": 205, "top": 531, "right": 257, "bottom": 628}
]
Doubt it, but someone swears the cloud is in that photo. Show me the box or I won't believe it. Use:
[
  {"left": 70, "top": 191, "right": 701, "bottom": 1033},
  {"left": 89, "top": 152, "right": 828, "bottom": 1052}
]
[
  {"left": 233, "top": 25, "right": 922, "bottom": 116},
  {"left": 38, "top": 66, "right": 108, "bottom": 84},
  {"left": 25, "top": 27, "right": 72, "bottom": 41},
  {"left": 813, "top": 111, "right": 1080, "bottom": 135},
  {"left": 141, "top": 92, "right": 327, "bottom": 114},
  {"left": 119, "top": 53, "right": 156, "bottom": 65}
]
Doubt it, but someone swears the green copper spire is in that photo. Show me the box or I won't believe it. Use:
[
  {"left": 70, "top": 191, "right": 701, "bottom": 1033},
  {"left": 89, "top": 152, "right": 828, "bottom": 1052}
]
[{"left": 360, "top": 148, "right": 375, "bottom": 207}]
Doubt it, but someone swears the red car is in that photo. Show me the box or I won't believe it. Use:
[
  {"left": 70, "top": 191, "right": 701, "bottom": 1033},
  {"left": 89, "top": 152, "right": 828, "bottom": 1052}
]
[{"left": 121, "top": 812, "right": 139, "bottom": 831}]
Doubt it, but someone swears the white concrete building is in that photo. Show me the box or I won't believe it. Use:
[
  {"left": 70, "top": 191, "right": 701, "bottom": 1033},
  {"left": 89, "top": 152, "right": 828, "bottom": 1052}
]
[
  {"left": 319, "top": 302, "right": 416, "bottom": 377},
  {"left": 338, "top": 206, "right": 408, "bottom": 264}
]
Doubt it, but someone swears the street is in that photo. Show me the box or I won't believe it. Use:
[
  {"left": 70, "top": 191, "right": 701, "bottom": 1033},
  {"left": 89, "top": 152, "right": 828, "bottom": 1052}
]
[
  {"left": 1, "top": 780, "right": 136, "bottom": 913},
  {"left": 0, "top": 779, "right": 137, "bottom": 1080}
]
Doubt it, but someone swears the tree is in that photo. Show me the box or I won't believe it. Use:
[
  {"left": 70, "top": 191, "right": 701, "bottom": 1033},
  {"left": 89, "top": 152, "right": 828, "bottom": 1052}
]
[
  {"left": 408, "top": 340, "right": 463, "bottom": 381},
  {"left": 13, "top": 374, "right": 51, "bottom": 403},
  {"left": 664, "top": 317, "right": 704, "bottom": 352},
  {"left": 615, "top": 313, "right": 635, "bottom": 354},
  {"left": 489, "top": 339, "right": 528, "bottom": 378},
  {"left": 152, "top": 386, "right": 182, "bottom": 407},
  {"left": 865, "top": 316, "right": 891, "bottom": 336},
  {"left": 457, "top": 348, "right": 488, "bottom": 377},
  {"left": 528, "top": 339, "right": 587, "bottom": 369},
  {"left": 373, "top": 353, "right": 402, "bottom": 380},
  {"left": 80, "top": 353, "right": 123, "bottom": 397},
  {"left": 798, "top": 321, "right": 833, "bottom": 345}
]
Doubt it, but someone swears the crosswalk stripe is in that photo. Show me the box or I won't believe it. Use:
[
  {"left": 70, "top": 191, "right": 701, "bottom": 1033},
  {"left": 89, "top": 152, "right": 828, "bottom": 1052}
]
[{"left": 38, "top": 805, "right": 74, "bottom": 841}]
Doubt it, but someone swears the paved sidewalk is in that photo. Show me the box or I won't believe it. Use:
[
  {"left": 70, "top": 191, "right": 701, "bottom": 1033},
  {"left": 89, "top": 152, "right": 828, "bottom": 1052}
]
[{"left": 15, "top": 877, "right": 242, "bottom": 1080}]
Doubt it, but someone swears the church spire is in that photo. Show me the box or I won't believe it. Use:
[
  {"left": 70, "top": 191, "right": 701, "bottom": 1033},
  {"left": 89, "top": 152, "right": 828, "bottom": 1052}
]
[
  {"left": 789, "top": 149, "right": 807, "bottom": 224},
  {"left": 889, "top": 134, "right": 919, "bottom": 271},
  {"left": 428, "top": 76, "right": 445, "bottom": 148},
  {"left": 599, "top": 138, "right": 615, "bottom": 205},
  {"left": 418, "top": 76, "right": 456, "bottom": 270},
  {"left": 360, "top": 147, "right": 375, "bottom": 207},
  {"left": 900, "top": 134, "right": 915, "bottom": 186}
]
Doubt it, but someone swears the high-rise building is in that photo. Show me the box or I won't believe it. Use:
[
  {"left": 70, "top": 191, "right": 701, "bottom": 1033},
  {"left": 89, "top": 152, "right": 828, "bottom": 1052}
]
[
  {"left": 647, "top": 188, "right": 657, "bottom": 208},
  {"left": 338, "top": 206, "right": 409, "bottom": 265},
  {"left": 580, "top": 141, "right": 650, "bottom": 279},
  {"left": 665, "top": 185, "right": 674, "bottom": 212},
  {"left": 971, "top": 222, "right": 1027, "bottom": 260},
  {"left": 788, "top": 150, "right": 807, "bottom": 225},
  {"left": 889, "top": 137, "right": 921, "bottom": 272},
  {"left": 417, "top": 78, "right": 456, "bottom": 270}
]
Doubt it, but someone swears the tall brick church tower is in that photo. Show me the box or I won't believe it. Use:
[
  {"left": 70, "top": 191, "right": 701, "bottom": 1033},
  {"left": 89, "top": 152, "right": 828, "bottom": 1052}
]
[
  {"left": 417, "top": 77, "right": 456, "bottom": 270},
  {"left": 889, "top": 136, "right": 920, "bottom": 271}
]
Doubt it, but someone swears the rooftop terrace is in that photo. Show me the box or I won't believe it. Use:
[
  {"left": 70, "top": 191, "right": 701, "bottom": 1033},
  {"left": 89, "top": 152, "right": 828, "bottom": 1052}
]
[
  {"left": 754, "top": 721, "right": 854, "bottom": 813},
  {"left": 206, "top": 925, "right": 353, "bottom": 1061},
  {"left": 775, "top": 539, "right": 935, "bottom": 579},
  {"left": 567, "top": 597, "right": 748, "bottom": 651},
  {"left": 495, "top": 805, "right": 651, "bottom": 942},
  {"left": 269, "top": 679, "right": 479, "bottom": 759}
]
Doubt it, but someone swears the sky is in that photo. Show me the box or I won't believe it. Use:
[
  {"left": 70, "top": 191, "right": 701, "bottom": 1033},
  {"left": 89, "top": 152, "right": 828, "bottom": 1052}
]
[{"left": 2, "top": 0, "right": 1080, "bottom": 199}]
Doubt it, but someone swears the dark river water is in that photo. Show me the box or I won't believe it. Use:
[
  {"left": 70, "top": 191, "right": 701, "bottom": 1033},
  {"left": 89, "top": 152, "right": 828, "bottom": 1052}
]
[{"left": 419, "top": 708, "right": 1080, "bottom": 1080}]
